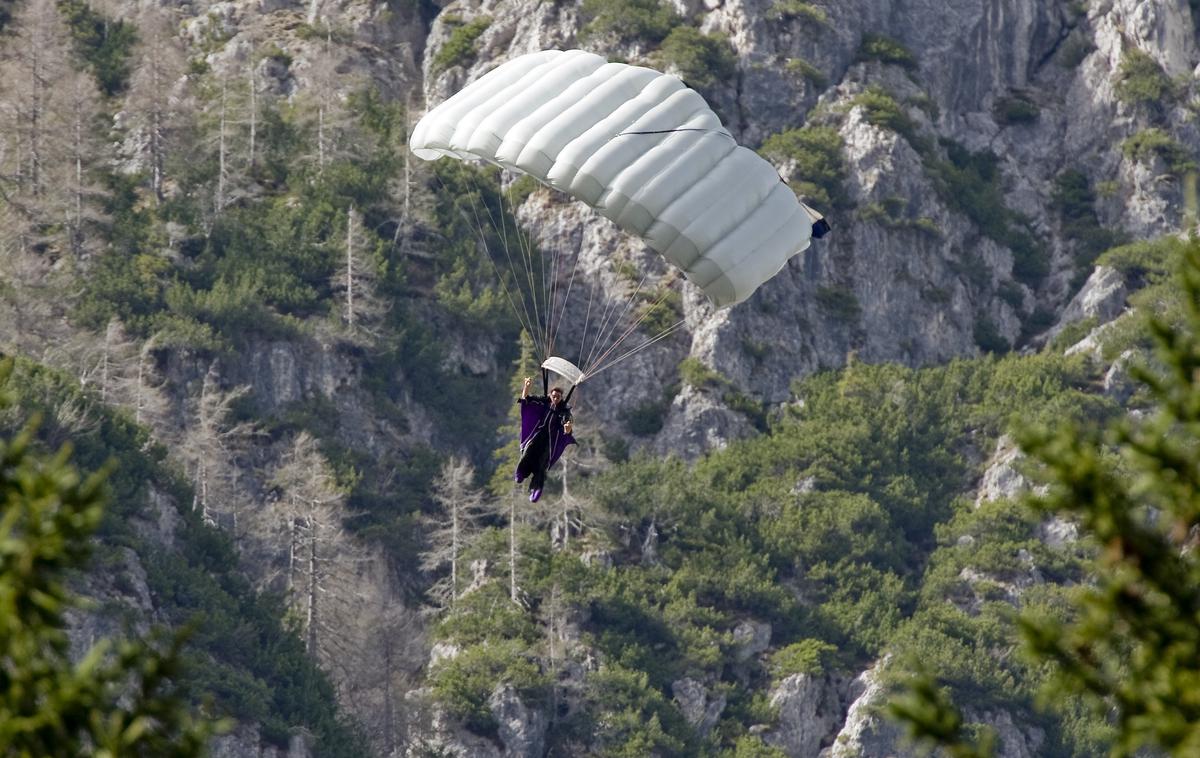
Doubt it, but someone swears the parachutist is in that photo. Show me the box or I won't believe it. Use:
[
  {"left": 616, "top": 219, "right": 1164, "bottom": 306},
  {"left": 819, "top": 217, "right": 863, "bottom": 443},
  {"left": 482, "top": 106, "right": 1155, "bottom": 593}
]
[{"left": 515, "top": 374, "right": 576, "bottom": 503}]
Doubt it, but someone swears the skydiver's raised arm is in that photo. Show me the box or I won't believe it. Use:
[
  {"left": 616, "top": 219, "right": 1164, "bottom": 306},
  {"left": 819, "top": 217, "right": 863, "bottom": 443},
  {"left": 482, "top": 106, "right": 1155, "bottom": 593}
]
[{"left": 521, "top": 376, "right": 532, "bottom": 400}]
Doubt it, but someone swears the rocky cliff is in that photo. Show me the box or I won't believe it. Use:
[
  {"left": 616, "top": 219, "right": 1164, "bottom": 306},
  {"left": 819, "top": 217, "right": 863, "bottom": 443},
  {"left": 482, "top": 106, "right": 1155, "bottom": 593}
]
[{"left": 3, "top": 0, "right": 1196, "bottom": 754}]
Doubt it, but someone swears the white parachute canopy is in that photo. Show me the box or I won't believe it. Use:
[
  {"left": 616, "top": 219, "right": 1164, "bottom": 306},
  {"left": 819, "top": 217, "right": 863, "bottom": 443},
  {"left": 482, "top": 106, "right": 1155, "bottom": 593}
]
[
  {"left": 541, "top": 357, "right": 585, "bottom": 387},
  {"left": 410, "top": 49, "right": 826, "bottom": 308}
]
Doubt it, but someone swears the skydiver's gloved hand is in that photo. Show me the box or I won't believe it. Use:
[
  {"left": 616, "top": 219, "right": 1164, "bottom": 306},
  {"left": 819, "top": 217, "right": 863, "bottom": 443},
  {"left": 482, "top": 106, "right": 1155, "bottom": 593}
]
[
  {"left": 521, "top": 376, "right": 532, "bottom": 399},
  {"left": 564, "top": 420, "right": 573, "bottom": 434}
]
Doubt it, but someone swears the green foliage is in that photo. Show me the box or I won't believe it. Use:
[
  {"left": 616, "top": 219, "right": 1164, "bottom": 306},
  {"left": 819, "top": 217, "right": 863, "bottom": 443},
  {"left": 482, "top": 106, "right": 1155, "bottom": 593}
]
[
  {"left": 759, "top": 126, "right": 848, "bottom": 209},
  {"left": 1051, "top": 169, "right": 1126, "bottom": 278},
  {"left": 993, "top": 95, "right": 1039, "bottom": 125},
  {"left": 1058, "top": 32, "right": 1095, "bottom": 68},
  {"left": 859, "top": 197, "right": 941, "bottom": 237},
  {"left": 767, "top": 0, "right": 827, "bottom": 24},
  {"left": 888, "top": 672, "right": 998, "bottom": 758},
  {"left": 852, "top": 87, "right": 918, "bottom": 144},
  {"left": 925, "top": 141, "right": 1046, "bottom": 287},
  {"left": 891, "top": 243, "right": 1200, "bottom": 757},
  {"left": 1122, "top": 128, "right": 1196, "bottom": 176},
  {"left": 1047, "top": 316, "right": 1098, "bottom": 352},
  {"left": 770, "top": 639, "right": 838, "bottom": 678},
  {"left": 506, "top": 174, "right": 541, "bottom": 208},
  {"left": 601, "top": 433, "right": 631, "bottom": 462},
  {"left": 783, "top": 57, "right": 827, "bottom": 87},
  {"left": 973, "top": 317, "right": 1010, "bottom": 355},
  {"left": 1114, "top": 49, "right": 1175, "bottom": 111},
  {"left": 0, "top": 359, "right": 219, "bottom": 756},
  {"left": 428, "top": 160, "right": 536, "bottom": 332},
  {"left": 1016, "top": 241, "right": 1200, "bottom": 755},
  {"left": 579, "top": 0, "right": 679, "bottom": 45},
  {"left": 637, "top": 284, "right": 684, "bottom": 336},
  {"left": 57, "top": 0, "right": 137, "bottom": 96},
  {"left": 429, "top": 639, "right": 550, "bottom": 734},
  {"left": 814, "top": 285, "right": 861, "bottom": 323},
  {"left": 425, "top": 332, "right": 1117, "bottom": 753},
  {"left": 657, "top": 27, "right": 736, "bottom": 89},
  {"left": 855, "top": 33, "right": 918, "bottom": 70},
  {"left": 622, "top": 395, "right": 673, "bottom": 437},
  {"left": 576, "top": 665, "right": 689, "bottom": 756},
  {"left": 1096, "top": 235, "right": 1187, "bottom": 288},
  {"left": 431, "top": 15, "right": 491, "bottom": 74},
  {"left": 678, "top": 356, "right": 728, "bottom": 390}
]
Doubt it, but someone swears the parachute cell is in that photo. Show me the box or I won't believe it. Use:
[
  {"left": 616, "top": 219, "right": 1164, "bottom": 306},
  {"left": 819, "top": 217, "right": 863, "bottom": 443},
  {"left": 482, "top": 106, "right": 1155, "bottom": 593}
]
[{"left": 410, "top": 49, "right": 827, "bottom": 308}]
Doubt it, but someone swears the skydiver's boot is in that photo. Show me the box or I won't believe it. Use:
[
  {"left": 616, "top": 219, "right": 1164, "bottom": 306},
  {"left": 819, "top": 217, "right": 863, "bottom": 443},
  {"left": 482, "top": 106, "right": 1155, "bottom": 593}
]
[{"left": 530, "top": 488, "right": 542, "bottom": 503}]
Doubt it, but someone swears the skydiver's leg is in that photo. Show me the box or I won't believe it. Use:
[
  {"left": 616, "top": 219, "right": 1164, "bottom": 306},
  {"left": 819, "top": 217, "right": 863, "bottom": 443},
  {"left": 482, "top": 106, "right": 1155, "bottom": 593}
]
[
  {"left": 529, "top": 436, "right": 551, "bottom": 502},
  {"left": 515, "top": 445, "right": 533, "bottom": 482},
  {"left": 516, "top": 430, "right": 548, "bottom": 485}
]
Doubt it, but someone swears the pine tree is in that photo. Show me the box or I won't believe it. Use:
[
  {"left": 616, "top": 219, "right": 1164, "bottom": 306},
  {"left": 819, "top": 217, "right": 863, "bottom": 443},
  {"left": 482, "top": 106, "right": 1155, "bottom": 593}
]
[
  {"left": 892, "top": 241, "right": 1200, "bottom": 756},
  {"left": 0, "top": 358, "right": 219, "bottom": 755}
]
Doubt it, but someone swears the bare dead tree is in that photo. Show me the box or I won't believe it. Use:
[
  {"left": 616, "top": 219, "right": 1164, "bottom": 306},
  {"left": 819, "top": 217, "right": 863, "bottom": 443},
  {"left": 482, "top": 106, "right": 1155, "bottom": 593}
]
[
  {"left": 62, "top": 69, "right": 109, "bottom": 261},
  {"left": 332, "top": 205, "right": 387, "bottom": 342},
  {"left": 419, "top": 457, "right": 488, "bottom": 610},
  {"left": 178, "top": 364, "right": 256, "bottom": 528},
  {"left": 295, "top": 28, "right": 362, "bottom": 178},
  {"left": 0, "top": 0, "right": 108, "bottom": 262},
  {"left": 124, "top": 6, "right": 190, "bottom": 204},
  {"left": 0, "top": 0, "right": 69, "bottom": 198}
]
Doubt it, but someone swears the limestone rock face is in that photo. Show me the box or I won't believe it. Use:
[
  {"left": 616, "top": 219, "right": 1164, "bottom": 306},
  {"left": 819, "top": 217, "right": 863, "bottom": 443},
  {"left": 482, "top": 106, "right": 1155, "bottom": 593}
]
[
  {"left": 1047, "top": 265, "right": 1128, "bottom": 341},
  {"left": 732, "top": 618, "right": 772, "bottom": 661},
  {"left": 822, "top": 660, "right": 1049, "bottom": 758},
  {"left": 823, "top": 659, "right": 913, "bottom": 758},
  {"left": 489, "top": 685, "right": 548, "bottom": 757},
  {"left": 764, "top": 673, "right": 846, "bottom": 756},
  {"left": 976, "top": 435, "right": 1034, "bottom": 506},
  {"left": 209, "top": 723, "right": 315, "bottom": 758},
  {"left": 672, "top": 678, "right": 727, "bottom": 736}
]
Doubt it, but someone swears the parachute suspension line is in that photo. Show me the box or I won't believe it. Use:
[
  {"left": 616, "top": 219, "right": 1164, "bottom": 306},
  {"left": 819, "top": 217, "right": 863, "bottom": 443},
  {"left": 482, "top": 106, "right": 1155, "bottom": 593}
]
[
  {"left": 585, "top": 319, "right": 687, "bottom": 380},
  {"left": 548, "top": 239, "right": 584, "bottom": 362},
  {"left": 499, "top": 173, "right": 552, "bottom": 355},
  {"left": 460, "top": 166, "right": 544, "bottom": 354},
  {"left": 543, "top": 211, "right": 562, "bottom": 358},
  {"left": 486, "top": 170, "right": 548, "bottom": 355},
  {"left": 585, "top": 283, "right": 677, "bottom": 377},
  {"left": 580, "top": 286, "right": 621, "bottom": 371},
  {"left": 582, "top": 267, "right": 648, "bottom": 373},
  {"left": 577, "top": 276, "right": 599, "bottom": 373},
  {"left": 435, "top": 169, "right": 543, "bottom": 357},
  {"left": 583, "top": 267, "right": 654, "bottom": 375},
  {"left": 540, "top": 198, "right": 557, "bottom": 359}
]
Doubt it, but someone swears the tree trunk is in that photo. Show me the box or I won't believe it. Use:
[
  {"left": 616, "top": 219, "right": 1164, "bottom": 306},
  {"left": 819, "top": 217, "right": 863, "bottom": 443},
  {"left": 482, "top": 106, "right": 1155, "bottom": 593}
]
[{"left": 306, "top": 515, "right": 319, "bottom": 654}]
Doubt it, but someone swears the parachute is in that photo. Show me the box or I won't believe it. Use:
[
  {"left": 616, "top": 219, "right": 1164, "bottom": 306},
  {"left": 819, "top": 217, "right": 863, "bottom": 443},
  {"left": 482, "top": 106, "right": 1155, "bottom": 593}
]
[
  {"left": 410, "top": 49, "right": 828, "bottom": 382},
  {"left": 411, "top": 48, "right": 827, "bottom": 309}
]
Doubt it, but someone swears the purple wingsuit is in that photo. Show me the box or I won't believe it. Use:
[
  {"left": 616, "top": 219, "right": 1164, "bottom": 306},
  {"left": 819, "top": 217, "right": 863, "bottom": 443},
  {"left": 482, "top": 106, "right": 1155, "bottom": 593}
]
[{"left": 515, "top": 395, "right": 576, "bottom": 497}]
